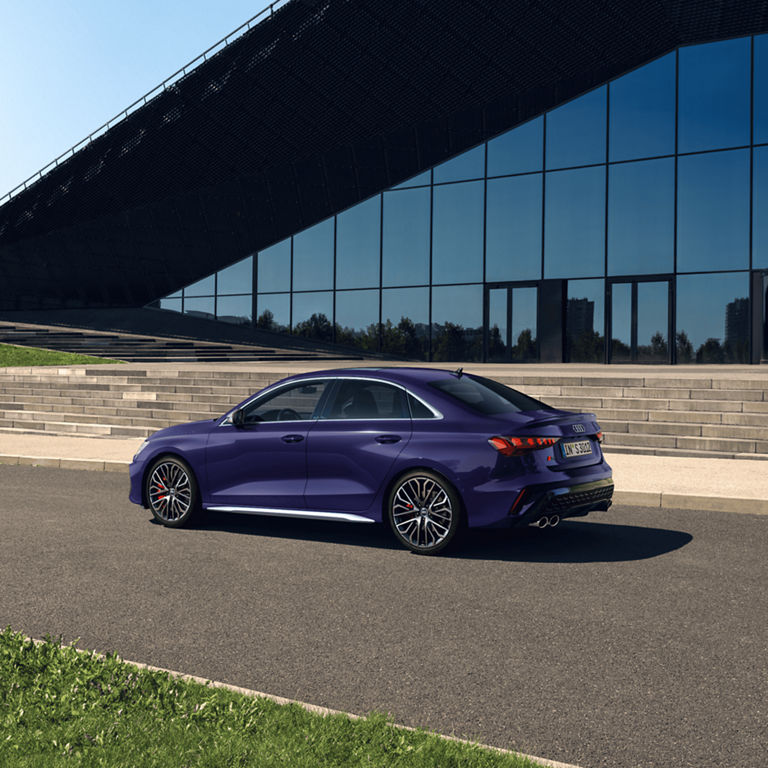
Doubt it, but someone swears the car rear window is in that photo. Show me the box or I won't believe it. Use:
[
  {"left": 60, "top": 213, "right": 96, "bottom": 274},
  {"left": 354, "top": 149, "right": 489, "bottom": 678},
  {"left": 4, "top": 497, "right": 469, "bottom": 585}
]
[{"left": 428, "top": 375, "right": 551, "bottom": 415}]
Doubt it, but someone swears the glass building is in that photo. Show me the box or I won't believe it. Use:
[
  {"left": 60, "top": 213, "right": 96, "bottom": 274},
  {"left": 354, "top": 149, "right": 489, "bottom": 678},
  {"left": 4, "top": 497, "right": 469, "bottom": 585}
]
[{"left": 156, "top": 33, "right": 768, "bottom": 364}]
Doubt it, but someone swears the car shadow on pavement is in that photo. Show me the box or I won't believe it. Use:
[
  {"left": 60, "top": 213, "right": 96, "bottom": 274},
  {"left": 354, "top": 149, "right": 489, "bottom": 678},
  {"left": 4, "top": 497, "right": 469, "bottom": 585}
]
[{"left": 161, "top": 511, "right": 692, "bottom": 563}]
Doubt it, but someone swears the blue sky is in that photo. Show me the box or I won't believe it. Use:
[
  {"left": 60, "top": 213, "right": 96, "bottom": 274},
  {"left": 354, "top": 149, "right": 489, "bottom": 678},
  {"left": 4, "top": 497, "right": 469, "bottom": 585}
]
[{"left": 0, "top": 1, "right": 267, "bottom": 195}]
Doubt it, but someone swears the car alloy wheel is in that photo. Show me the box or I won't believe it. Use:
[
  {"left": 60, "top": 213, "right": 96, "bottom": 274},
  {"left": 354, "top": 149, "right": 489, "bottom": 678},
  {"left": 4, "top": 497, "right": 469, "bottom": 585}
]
[
  {"left": 146, "top": 457, "right": 200, "bottom": 527},
  {"left": 388, "top": 471, "right": 461, "bottom": 554}
]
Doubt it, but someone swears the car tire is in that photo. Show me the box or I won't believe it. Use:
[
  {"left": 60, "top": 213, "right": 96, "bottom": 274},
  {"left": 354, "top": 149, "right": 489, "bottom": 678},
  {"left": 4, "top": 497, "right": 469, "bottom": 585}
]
[
  {"left": 387, "top": 470, "right": 462, "bottom": 555},
  {"left": 145, "top": 456, "right": 201, "bottom": 528}
]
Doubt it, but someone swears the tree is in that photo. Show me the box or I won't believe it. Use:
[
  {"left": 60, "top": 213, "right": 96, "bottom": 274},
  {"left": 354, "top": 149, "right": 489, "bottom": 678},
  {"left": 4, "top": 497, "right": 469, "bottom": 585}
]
[{"left": 676, "top": 331, "right": 694, "bottom": 363}]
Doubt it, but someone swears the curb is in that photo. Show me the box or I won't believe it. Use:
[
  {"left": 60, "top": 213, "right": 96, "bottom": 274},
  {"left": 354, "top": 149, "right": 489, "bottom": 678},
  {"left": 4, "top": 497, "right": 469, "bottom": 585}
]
[{"left": 3, "top": 455, "right": 766, "bottom": 516}]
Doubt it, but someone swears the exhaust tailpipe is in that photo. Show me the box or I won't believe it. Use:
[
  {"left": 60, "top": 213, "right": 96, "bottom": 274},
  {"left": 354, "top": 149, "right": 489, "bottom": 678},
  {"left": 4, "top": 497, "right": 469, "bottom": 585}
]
[
  {"left": 530, "top": 516, "right": 549, "bottom": 528},
  {"left": 548, "top": 514, "right": 560, "bottom": 528}
]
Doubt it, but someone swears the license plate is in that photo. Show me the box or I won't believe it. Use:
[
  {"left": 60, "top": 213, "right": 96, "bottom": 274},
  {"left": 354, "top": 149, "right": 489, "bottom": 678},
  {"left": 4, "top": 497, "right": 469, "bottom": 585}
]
[{"left": 562, "top": 439, "right": 592, "bottom": 458}]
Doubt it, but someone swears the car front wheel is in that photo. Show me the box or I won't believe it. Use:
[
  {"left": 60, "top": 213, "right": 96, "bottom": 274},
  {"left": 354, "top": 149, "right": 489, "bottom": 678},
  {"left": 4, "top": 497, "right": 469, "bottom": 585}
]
[
  {"left": 387, "top": 470, "right": 461, "bottom": 555},
  {"left": 145, "top": 456, "right": 201, "bottom": 527}
]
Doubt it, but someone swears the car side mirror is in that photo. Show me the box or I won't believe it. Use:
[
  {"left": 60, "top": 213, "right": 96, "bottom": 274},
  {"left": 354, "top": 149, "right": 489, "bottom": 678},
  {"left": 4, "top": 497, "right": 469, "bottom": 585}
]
[{"left": 232, "top": 408, "right": 246, "bottom": 428}]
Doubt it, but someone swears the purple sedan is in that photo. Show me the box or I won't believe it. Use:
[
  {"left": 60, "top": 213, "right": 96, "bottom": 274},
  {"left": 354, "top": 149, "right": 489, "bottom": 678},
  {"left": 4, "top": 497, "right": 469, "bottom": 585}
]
[{"left": 128, "top": 368, "right": 613, "bottom": 554}]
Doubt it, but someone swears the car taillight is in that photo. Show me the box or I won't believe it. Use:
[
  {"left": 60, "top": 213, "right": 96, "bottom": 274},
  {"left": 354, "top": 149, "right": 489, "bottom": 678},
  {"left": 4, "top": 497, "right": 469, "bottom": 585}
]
[
  {"left": 596, "top": 431, "right": 604, "bottom": 443},
  {"left": 488, "top": 436, "right": 560, "bottom": 456}
]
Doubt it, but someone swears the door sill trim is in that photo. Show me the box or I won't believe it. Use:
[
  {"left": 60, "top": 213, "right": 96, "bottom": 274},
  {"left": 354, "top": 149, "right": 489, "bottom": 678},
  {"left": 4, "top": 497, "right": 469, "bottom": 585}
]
[{"left": 205, "top": 506, "right": 375, "bottom": 524}]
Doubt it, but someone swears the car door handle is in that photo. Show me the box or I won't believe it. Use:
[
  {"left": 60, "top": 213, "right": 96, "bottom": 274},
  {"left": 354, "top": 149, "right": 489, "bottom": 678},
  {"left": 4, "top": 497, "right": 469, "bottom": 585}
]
[
  {"left": 281, "top": 434, "right": 304, "bottom": 443},
  {"left": 375, "top": 434, "right": 401, "bottom": 444}
]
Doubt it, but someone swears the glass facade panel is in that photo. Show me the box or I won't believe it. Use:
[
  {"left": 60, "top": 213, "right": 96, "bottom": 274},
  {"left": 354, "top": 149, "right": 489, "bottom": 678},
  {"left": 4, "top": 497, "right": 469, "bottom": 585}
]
[
  {"left": 258, "top": 238, "right": 291, "bottom": 293},
  {"left": 566, "top": 279, "right": 604, "bottom": 363},
  {"left": 256, "top": 293, "right": 290, "bottom": 333},
  {"left": 216, "top": 295, "right": 252, "bottom": 326},
  {"left": 217, "top": 255, "right": 253, "bottom": 296},
  {"left": 676, "top": 273, "right": 749, "bottom": 363},
  {"left": 183, "top": 296, "right": 215, "bottom": 319},
  {"left": 432, "top": 180, "right": 484, "bottom": 284},
  {"left": 677, "top": 149, "right": 750, "bottom": 272},
  {"left": 753, "top": 146, "right": 768, "bottom": 268},
  {"left": 486, "top": 175, "right": 542, "bottom": 282},
  {"left": 382, "top": 187, "right": 430, "bottom": 286},
  {"left": 335, "top": 289, "right": 379, "bottom": 352},
  {"left": 293, "top": 218, "right": 334, "bottom": 292},
  {"left": 678, "top": 37, "right": 751, "bottom": 153},
  {"left": 159, "top": 297, "right": 182, "bottom": 312},
  {"left": 392, "top": 171, "right": 430, "bottom": 189},
  {"left": 433, "top": 145, "right": 485, "bottom": 184},
  {"left": 637, "top": 282, "right": 669, "bottom": 362},
  {"left": 336, "top": 196, "right": 380, "bottom": 289},
  {"left": 546, "top": 86, "right": 606, "bottom": 170},
  {"left": 510, "top": 287, "right": 538, "bottom": 362},
  {"left": 487, "top": 288, "right": 508, "bottom": 362},
  {"left": 609, "top": 53, "right": 675, "bottom": 162},
  {"left": 292, "top": 291, "right": 334, "bottom": 341},
  {"left": 487, "top": 117, "right": 543, "bottom": 177},
  {"left": 544, "top": 166, "right": 605, "bottom": 278},
  {"left": 431, "top": 284, "right": 482, "bottom": 361},
  {"left": 381, "top": 287, "right": 429, "bottom": 358},
  {"left": 184, "top": 275, "right": 215, "bottom": 296},
  {"left": 608, "top": 158, "right": 674, "bottom": 275},
  {"left": 754, "top": 34, "right": 768, "bottom": 145},
  {"left": 611, "top": 283, "right": 632, "bottom": 362}
]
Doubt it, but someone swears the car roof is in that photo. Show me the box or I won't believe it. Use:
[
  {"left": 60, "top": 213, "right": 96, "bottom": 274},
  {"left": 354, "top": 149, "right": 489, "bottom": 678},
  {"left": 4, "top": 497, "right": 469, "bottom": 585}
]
[{"left": 288, "top": 367, "right": 458, "bottom": 387}]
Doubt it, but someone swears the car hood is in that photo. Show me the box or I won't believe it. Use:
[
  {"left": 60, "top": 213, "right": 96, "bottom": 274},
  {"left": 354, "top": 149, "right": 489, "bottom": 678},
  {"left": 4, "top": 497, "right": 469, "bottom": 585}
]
[{"left": 149, "top": 418, "right": 219, "bottom": 441}]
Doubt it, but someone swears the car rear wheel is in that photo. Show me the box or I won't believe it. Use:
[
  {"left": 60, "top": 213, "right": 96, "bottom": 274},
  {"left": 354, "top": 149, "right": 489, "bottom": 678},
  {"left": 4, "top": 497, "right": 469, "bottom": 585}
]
[
  {"left": 388, "top": 470, "right": 461, "bottom": 555},
  {"left": 146, "top": 456, "right": 201, "bottom": 528}
]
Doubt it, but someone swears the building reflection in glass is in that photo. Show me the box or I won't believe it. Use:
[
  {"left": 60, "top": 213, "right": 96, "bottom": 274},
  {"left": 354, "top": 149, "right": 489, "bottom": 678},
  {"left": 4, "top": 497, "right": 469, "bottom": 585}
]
[{"left": 566, "top": 279, "right": 604, "bottom": 362}]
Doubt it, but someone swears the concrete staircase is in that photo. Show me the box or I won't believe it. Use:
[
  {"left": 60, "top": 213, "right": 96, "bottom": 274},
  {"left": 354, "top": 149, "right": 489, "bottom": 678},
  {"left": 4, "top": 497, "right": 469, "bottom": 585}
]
[
  {"left": 0, "top": 366, "right": 766, "bottom": 459},
  {"left": 503, "top": 373, "right": 768, "bottom": 460},
  {"left": 0, "top": 321, "right": 357, "bottom": 363}
]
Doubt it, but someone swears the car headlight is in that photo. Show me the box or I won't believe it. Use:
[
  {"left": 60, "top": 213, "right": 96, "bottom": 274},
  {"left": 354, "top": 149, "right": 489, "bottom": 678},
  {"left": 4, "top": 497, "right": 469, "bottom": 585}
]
[{"left": 133, "top": 439, "right": 150, "bottom": 460}]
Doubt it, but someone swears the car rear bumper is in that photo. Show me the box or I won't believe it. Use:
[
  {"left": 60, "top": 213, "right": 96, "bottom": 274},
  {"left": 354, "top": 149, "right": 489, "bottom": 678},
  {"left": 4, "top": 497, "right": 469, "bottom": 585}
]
[{"left": 507, "top": 477, "right": 614, "bottom": 528}]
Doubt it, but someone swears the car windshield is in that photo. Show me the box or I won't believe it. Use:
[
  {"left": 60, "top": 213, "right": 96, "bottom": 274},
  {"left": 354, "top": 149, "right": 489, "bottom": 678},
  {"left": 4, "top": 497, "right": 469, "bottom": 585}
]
[{"left": 428, "top": 374, "right": 551, "bottom": 415}]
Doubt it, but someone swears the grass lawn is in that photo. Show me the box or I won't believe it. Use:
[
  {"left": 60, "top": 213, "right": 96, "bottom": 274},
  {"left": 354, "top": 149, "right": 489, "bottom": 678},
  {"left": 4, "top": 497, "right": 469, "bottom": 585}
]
[
  {"left": 0, "top": 344, "right": 122, "bottom": 367},
  {"left": 0, "top": 629, "right": 544, "bottom": 768}
]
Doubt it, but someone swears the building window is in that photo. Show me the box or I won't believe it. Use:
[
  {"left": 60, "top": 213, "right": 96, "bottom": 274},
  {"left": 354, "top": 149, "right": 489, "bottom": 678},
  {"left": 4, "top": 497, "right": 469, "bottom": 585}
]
[
  {"left": 609, "top": 52, "right": 675, "bottom": 162},
  {"left": 258, "top": 238, "right": 291, "bottom": 293},
  {"left": 677, "top": 149, "right": 750, "bottom": 272},
  {"left": 433, "top": 145, "right": 485, "bottom": 184},
  {"left": 216, "top": 295, "right": 252, "bottom": 326},
  {"left": 382, "top": 187, "right": 430, "bottom": 287},
  {"left": 486, "top": 174, "right": 542, "bottom": 282},
  {"left": 431, "top": 284, "right": 482, "bottom": 362},
  {"left": 678, "top": 37, "right": 751, "bottom": 153},
  {"left": 256, "top": 293, "right": 290, "bottom": 333},
  {"left": 336, "top": 196, "right": 380, "bottom": 289},
  {"left": 293, "top": 219, "right": 334, "bottom": 292},
  {"left": 566, "top": 279, "right": 605, "bottom": 363},
  {"left": 608, "top": 158, "right": 674, "bottom": 276},
  {"left": 381, "top": 287, "right": 429, "bottom": 359},
  {"left": 292, "top": 291, "right": 333, "bottom": 341},
  {"left": 676, "top": 273, "right": 749, "bottom": 363},
  {"left": 217, "top": 255, "right": 253, "bottom": 296},
  {"left": 546, "top": 86, "right": 606, "bottom": 170},
  {"left": 432, "top": 180, "right": 484, "bottom": 284},
  {"left": 487, "top": 116, "right": 543, "bottom": 177},
  {"left": 544, "top": 166, "right": 605, "bottom": 278},
  {"left": 335, "top": 289, "right": 379, "bottom": 351}
]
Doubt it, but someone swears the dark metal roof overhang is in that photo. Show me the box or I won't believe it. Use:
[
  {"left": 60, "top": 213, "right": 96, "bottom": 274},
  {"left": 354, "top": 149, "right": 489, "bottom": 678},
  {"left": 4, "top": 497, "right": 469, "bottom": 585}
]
[{"left": 2, "top": 0, "right": 768, "bottom": 311}]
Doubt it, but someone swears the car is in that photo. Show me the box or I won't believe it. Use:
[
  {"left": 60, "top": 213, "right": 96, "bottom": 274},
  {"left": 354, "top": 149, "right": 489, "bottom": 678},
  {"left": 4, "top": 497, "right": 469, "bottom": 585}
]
[{"left": 128, "top": 367, "right": 613, "bottom": 555}]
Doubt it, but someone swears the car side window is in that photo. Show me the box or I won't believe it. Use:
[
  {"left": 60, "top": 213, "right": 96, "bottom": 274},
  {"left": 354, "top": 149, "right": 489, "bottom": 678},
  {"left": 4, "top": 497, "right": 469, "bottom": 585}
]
[
  {"left": 407, "top": 393, "right": 437, "bottom": 418},
  {"left": 324, "top": 380, "right": 409, "bottom": 420},
  {"left": 242, "top": 380, "right": 329, "bottom": 424}
]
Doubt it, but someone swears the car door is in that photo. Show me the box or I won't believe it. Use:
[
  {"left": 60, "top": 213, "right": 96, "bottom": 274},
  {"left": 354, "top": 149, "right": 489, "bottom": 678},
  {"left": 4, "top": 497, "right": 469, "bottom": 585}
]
[
  {"left": 205, "top": 379, "right": 331, "bottom": 509},
  {"left": 304, "top": 378, "right": 412, "bottom": 512}
]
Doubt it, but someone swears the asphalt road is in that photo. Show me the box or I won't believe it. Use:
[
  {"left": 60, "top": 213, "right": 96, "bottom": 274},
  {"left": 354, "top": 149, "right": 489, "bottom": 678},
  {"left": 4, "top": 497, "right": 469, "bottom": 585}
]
[{"left": 1, "top": 465, "right": 766, "bottom": 768}]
